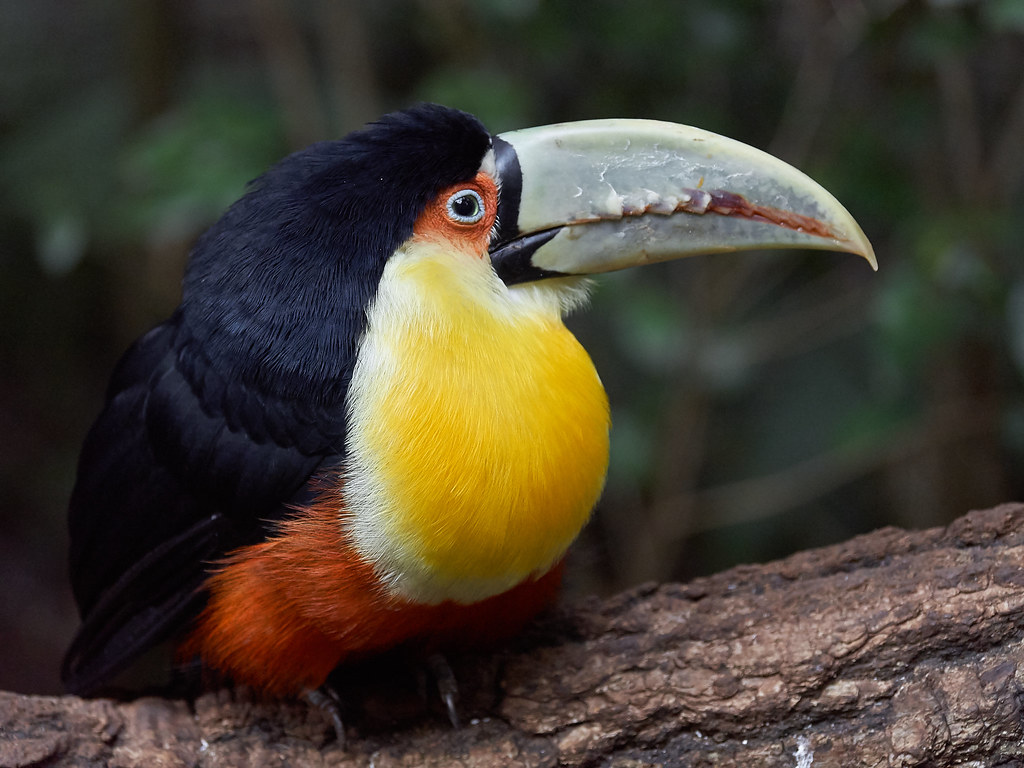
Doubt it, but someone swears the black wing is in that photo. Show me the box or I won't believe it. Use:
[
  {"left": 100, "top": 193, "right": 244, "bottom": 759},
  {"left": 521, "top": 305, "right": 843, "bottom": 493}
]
[{"left": 62, "top": 311, "right": 346, "bottom": 694}]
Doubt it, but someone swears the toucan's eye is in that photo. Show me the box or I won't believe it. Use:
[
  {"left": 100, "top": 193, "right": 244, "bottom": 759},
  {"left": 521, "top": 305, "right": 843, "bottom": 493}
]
[{"left": 445, "top": 189, "right": 486, "bottom": 224}]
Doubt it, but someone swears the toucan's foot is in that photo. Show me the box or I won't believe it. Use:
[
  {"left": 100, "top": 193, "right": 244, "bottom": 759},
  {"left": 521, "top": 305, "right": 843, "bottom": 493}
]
[
  {"left": 303, "top": 685, "right": 345, "bottom": 746},
  {"left": 426, "top": 653, "right": 461, "bottom": 728}
]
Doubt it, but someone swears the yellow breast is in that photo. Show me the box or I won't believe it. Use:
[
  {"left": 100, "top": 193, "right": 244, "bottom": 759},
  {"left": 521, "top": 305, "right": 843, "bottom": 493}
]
[{"left": 342, "top": 241, "right": 609, "bottom": 604}]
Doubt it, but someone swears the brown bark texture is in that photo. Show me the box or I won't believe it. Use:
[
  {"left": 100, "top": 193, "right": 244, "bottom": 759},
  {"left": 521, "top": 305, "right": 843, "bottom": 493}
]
[{"left": 4, "top": 503, "right": 1024, "bottom": 767}]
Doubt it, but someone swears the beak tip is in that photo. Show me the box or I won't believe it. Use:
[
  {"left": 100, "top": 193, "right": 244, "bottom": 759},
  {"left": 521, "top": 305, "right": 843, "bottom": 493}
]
[
  {"left": 844, "top": 227, "right": 878, "bottom": 271},
  {"left": 847, "top": 240, "right": 878, "bottom": 271}
]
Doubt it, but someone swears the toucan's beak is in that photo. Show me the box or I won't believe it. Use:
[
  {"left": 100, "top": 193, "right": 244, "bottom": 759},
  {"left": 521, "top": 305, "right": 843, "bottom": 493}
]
[{"left": 488, "top": 119, "right": 875, "bottom": 285}]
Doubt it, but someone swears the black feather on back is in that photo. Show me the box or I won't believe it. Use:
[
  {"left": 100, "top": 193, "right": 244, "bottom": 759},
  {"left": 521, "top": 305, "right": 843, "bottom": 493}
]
[{"left": 63, "top": 104, "right": 493, "bottom": 694}]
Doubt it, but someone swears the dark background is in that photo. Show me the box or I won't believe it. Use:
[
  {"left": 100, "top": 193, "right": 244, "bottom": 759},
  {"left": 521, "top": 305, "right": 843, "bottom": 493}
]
[{"left": 3, "top": 0, "right": 1023, "bottom": 695}]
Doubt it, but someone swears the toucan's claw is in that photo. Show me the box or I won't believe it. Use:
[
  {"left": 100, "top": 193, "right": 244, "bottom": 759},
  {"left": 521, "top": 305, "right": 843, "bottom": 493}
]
[
  {"left": 304, "top": 685, "right": 346, "bottom": 746},
  {"left": 427, "top": 653, "right": 461, "bottom": 729}
]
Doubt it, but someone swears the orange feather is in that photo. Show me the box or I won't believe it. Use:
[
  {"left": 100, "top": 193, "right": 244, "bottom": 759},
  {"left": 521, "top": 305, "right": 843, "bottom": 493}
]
[{"left": 181, "top": 483, "right": 564, "bottom": 695}]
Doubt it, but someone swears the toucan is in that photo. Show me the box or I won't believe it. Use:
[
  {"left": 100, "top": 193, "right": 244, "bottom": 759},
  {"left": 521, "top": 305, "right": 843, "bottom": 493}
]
[{"left": 62, "top": 104, "right": 875, "bottom": 713}]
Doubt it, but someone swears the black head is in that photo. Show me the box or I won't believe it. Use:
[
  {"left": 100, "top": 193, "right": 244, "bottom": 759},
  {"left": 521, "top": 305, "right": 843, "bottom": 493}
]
[{"left": 179, "top": 104, "right": 492, "bottom": 405}]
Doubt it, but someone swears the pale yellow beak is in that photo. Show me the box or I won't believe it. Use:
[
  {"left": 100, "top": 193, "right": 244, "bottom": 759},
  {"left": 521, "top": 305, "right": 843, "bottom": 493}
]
[{"left": 489, "top": 118, "right": 875, "bottom": 285}]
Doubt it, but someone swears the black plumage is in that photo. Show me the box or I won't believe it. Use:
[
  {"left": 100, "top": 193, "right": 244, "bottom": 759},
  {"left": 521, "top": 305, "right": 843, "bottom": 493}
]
[{"left": 63, "top": 104, "right": 494, "bottom": 694}]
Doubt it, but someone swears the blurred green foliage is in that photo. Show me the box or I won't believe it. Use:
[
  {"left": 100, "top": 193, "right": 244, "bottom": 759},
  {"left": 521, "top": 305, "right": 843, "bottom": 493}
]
[{"left": 2, "top": 0, "right": 1023, "bottom": 694}]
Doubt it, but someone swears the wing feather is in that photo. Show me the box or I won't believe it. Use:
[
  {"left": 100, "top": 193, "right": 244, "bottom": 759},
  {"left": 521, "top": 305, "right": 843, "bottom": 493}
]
[{"left": 63, "top": 314, "right": 341, "bottom": 694}]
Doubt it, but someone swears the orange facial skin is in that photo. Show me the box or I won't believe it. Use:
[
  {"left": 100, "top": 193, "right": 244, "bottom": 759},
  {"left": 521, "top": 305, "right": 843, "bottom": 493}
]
[{"left": 413, "top": 171, "right": 500, "bottom": 253}]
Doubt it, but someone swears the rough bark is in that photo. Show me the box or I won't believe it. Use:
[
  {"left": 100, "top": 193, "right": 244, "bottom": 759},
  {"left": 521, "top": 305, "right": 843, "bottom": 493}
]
[{"left": 4, "top": 503, "right": 1024, "bottom": 767}]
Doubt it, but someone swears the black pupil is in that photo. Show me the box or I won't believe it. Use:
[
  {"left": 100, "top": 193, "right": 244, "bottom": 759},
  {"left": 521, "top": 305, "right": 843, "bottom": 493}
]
[{"left": 452, "top": 194, "right": 479, "bottom": 219}]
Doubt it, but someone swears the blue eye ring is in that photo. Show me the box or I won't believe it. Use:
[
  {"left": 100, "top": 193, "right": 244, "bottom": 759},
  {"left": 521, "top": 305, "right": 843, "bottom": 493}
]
[{"left": 445, "top": 189, "right": 486, "bottom": 224}]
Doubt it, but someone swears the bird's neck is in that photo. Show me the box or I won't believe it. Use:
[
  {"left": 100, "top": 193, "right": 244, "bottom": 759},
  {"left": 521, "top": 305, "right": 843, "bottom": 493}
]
[{"left": 341, "top": 242, "right": 609, "bottom": 605}]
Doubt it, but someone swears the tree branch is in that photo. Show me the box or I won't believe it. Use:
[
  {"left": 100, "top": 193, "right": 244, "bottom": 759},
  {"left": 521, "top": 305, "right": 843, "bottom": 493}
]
[{"left": 4, "top": 504, "right": 1024, "bottom": 766}]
